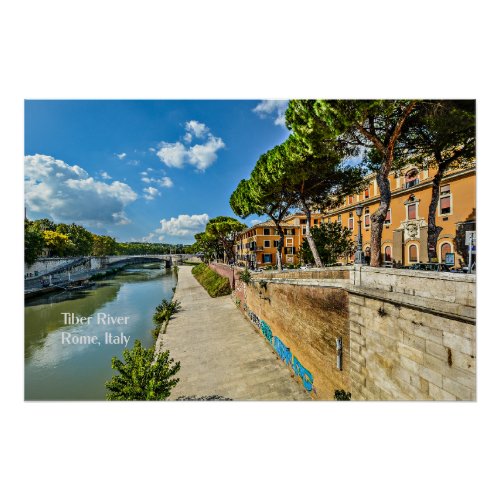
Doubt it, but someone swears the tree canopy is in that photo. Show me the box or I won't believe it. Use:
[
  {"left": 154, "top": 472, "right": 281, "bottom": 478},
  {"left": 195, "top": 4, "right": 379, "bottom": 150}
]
[
  {"left": 299, "top": 222, "right": 355, "bottom": 266},
  {"left": 286, "top": 99, "right": 420, "bottom": 266}
]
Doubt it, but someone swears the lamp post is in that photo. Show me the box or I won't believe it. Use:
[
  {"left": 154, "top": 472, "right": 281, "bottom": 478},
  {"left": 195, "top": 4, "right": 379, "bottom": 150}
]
[{"left": 354, "top": 205, "right": 365, "bottom": 265}]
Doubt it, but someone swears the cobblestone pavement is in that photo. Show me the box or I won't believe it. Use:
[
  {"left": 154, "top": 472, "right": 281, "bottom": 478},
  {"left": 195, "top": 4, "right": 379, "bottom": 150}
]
[{"left": 156, "top": 266, "right": 310, "bottom": 401}]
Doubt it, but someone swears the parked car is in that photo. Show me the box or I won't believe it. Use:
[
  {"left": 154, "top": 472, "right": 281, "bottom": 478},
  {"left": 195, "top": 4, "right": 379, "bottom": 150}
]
[{"left": 407, "top": 263, "right": 452, "bottom": 272}]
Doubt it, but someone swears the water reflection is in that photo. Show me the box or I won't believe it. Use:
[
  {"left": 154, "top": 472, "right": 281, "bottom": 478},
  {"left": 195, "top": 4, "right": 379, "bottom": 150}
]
[{"left": 24, "top": 266, "right": 176, "bottom": 401}]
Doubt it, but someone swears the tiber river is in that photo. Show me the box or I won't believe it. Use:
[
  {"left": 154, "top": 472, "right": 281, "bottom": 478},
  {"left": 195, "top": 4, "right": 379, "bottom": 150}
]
[{"left": 25, "top": 266, "right": 176, "bottom": 401}]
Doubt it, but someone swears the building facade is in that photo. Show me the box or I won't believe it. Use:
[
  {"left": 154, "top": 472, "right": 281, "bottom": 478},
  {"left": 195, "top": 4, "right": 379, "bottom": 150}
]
[
  {"left": 234, "top": 215, "right": 323, "bottom": 269},
  {"left": 322, "top": 164, "right": 476, "bottom": 267}
]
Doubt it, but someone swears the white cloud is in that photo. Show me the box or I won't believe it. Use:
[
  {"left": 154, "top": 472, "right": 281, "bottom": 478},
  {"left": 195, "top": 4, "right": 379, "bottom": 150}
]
[
  {"left": 157, "top": 141, "right": 188, "bottom": 168},
  {"left": 25, "top": 155, "right": 137, "bottom": 226},
  {"left": 115, "top": 152, "right": 127, "bottom": 160},
  {"left": 187, "top": 135, "right": 225, "bottom": 171},
  {"left": 147, "top": 167, "right": 153, "bottom": 172},
  {"left": 251, "top": 219, "right": 264, "bottom": 226},
  {"left": 185, "top": 120, "right": 209, "bottom": 138},
  {"left": 143, "top": 186, "right": 160, "bottom": 200},
  {"left": 150, "top": 213, "right": 209, "bottom": 239},
  {"left": 100, "top": 171, "right": 112, "bottom": 180},
  {"left": 159, "top": 176, "right": 173, "bottom": 188},
  {"left": 148, "top": 147, "right": 156, "bottom": 153},
  {"left": 141, "top": 176, "right": 152, "bottom": 183},
  {"left": 156, "top": 120, "right": 225, "bottom": 171},
  {"left": 127, "top": 159, "right": 140, "bottom": 166},
  {"left": 252, "top": 100, "right": 289, "bottom": 127}
]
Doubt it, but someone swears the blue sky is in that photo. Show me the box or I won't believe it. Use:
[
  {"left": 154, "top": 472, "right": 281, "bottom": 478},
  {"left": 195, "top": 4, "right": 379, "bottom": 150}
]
[{"left": 24, "top": 100, "right": 290, "bottom": 243}]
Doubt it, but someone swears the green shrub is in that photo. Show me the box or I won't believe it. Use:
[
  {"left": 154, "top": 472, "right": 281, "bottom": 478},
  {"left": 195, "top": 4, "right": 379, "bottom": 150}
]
[
  {"left": 153, "top": 298, "right": 181, "bottom": 325},
  {"left": 105, "top": 340, "right": 180, "bottom": 400},
  {"left": 192, "top": 263, "right": 232, "bottom": 297},
  {"left": 239, "top": 268, "right": 251, "bottom": 284}
]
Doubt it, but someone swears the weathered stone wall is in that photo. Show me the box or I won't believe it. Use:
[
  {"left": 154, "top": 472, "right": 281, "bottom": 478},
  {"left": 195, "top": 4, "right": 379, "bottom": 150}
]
[
  {"left": 243, "top": 280, "right": 350, "bottom": 400},
  {"left": 214, "top": 263, "right": 476, "bottom": 401},
  {"left": 349, "top": 289, "right": 475, "bottom": 400},
  {"left": 24, "top": 258, "right": 78, "bottom": 277},
  {"left": 351, "top": 265, "right": 475, "bottom": 307}
]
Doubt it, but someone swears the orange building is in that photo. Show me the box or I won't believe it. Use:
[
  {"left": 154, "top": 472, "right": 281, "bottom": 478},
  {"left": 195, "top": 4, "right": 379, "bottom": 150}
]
[
  {"left": 322, "top": 164, "right": 476, "bottom": 267},
  {"left": 234, "top": 215, "right": 322, "bottom": 269}
]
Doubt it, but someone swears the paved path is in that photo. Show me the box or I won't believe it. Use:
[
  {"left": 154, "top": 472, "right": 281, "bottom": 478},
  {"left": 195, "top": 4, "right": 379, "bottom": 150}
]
[{"left": 156, "top": 266, "right": 310, "bottom": 401}]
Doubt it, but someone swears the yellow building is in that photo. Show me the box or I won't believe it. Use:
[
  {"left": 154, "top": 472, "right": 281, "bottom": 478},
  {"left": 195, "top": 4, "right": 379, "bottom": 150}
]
[
  {"left": 234, "top": 215, "right": 322, "bottom": 268},
  {"left": 323, "top": 164, "right": 476, "bottom": 267}
]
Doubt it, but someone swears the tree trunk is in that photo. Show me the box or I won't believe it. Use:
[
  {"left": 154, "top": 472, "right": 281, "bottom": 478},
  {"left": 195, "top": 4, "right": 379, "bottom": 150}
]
[
  {"left": 276, "top": 227, "right": 284, "bottom": 271},
  {"left": 302, "top": 204, "right": 323, "bottom": 267},
  {"left": 427, "top": 167, "right": 445, "bottom": 261},
  {"left": 370, "top": 171, "right": 391, "bottom": 267}
]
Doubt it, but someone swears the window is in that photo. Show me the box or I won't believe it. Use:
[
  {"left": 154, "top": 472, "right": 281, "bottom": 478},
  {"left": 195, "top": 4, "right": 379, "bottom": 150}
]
[
  {"left": 404, "top": 169, "right": 420, "bottom": 189},
  {"left": 384, "top": 246, "right": 392, "bottom": 262},
  {"left": 364, "top": 208, "right": 370, "bottom": 228},
  {"left": 385, "top": 209, "right": 392, "bottom": 224},
  {"left": 302, "top": 227, "right": 306, "bottom": 235},
  {"left": 273, "top": 240, "right": 279, "bottom": 248},
  {"left": 264, "top": 240, "right": 270, "bottom": 248},
  {"left": 286, "top": 228, "right": 295, "bottom": 235},
  {"left": 409, "top": 244, "right": 418, "bottom": 262},
  {"left": 263, "top": 254, "right": 272, "bottom": 263},
  {"left": 348, "top": 213, "right": 354, "bottom": 231},
  {"left": 348, "top": 195, "right": 354, "bottom": 204},
  {"left": 314, "top": 219, "right": 318, "bottom": 225},
  {"left": 440, "top": 242, "right": 452, "bottom": 263},
  {"left": 439, "top": 184, "right": 452, "bottom": 215},
  {"left": 364, "top": 187, "right": 370, "bottom": 199},
  {"left": 337, "top": 214, "right": 342, "bottom": 224},
  {"left": 300, "top": 219, "right": 306, "bottom": 224},
  {"left": 286, "top": 237, "right": 293, "bottom": 247},
  {"left": 408, "top": 203, "right": 417, "bottom": 220},
  {"left": 263, "top": 228, "right": 270, "bottom": 235}
]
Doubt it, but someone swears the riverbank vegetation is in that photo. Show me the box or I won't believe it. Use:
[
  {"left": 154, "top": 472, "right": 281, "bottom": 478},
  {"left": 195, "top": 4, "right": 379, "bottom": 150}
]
[
  {"left": 151, "top": 298, "right": 181, "bottom": 339},
  {"left": 192, "top": 263, "right": 231, "bottom": 297},
  {"left": 105, "top": 339, "right": 180, "bottom": 400}
]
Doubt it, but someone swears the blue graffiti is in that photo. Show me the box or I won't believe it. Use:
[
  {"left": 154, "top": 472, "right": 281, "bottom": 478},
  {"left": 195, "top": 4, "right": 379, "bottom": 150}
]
[
  {"left": 273, "top": 336, "right": 292, "bottom": 366},
  {"left": 292, "top": 356, "right": 314, "bottom": 392},
  {"left": 247, "top": 309, "right": 314, "bottom": 392},
  {"left": 260, "top": 320, "right": 273, "bottom": 344}
]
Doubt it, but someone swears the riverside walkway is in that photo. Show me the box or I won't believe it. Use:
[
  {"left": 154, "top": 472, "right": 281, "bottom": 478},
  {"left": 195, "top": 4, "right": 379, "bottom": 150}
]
[{"left": 156, "top": 266, "right": 310, "bottom": 401}]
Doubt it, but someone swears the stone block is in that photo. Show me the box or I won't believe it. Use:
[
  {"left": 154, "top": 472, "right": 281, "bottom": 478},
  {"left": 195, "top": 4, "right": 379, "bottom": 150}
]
[
  {"left": 349, "top": 294, "right": 365, "bottom": 306},
  {"left": 429, "top": 383, "right": 456, "bottom": 401},
  {"left": 401, "top": 331, "right": 426, "bottom": 352},
  {"left": 452, "top": 351, "right": 476, "bottom": 373},
  {"left": 443, "top": 331, "right": 475, "bottom": 356},
  {"left": 392, "top": 365, "right": 412, "bottom": 384},
  {"left": 418, "top": 365, "right": 443, "bottom": 388},
  {"left": 397, "top": 343, "right": 425, "bottom": 364},
  {"left": 350, "top": 349, "right": 366, "bottom": 367},
  {"left": 351, "top": 369, "right": 366, "bottom": 386},
  {"left": 442, "top": 377, "right": 474, "bottom": 401},
  {"left": 399, "top": 355, "right": 421, "bottom": 376},
  {"left": 425, "top": 340, "right": 449, "bottom": 361}
]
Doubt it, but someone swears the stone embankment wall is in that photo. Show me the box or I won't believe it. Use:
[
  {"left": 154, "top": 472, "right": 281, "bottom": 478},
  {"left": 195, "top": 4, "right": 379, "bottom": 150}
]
[
  {"left": 211, "top": 263, "right": 476, "bottom": 401},
  {"left": 348, "top": 267, "right": 475, "bottom": 400},
  {"left": 25, "top": 258, "right": 77, "bottom": 277}
]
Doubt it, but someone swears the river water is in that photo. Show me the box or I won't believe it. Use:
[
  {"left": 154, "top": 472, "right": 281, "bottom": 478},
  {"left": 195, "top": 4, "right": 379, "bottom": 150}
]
[{"left": 25, "top": 266, "right": 176, "bottom": 401}]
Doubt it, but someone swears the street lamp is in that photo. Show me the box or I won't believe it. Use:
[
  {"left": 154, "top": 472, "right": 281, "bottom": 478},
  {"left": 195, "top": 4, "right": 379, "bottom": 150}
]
[{"left": 354, "top": 205, "right": 365, "bottom": 265}]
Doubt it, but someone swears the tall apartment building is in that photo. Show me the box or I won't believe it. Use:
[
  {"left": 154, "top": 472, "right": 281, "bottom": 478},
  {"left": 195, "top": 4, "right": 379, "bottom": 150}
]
[{"left": 322, "top": 163, "right": 476, "bottom": 267}]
